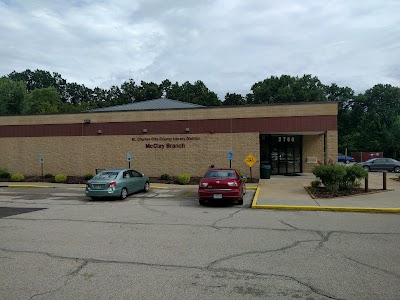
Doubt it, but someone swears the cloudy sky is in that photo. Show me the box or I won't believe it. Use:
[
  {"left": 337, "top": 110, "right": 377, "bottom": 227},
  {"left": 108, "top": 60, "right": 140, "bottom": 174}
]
[{"left": 1, "top": 0, "right": 399, "bottom": 98}]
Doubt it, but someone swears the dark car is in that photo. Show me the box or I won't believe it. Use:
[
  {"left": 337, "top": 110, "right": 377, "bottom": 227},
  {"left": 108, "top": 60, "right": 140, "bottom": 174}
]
[
  {"left": 338, "top": 153, "right": 355, "bottom": 164},
  {"left": 198, "top": 168, "right": 246, "bottom": 205},
  {"left": 85, "top": 169, "right": 150, "bottom": 200},
  {"left": 356, "top": 158, "right": 400, "bottom": 173}
]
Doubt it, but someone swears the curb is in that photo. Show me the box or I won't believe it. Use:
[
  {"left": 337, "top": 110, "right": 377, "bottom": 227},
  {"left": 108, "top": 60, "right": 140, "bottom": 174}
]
[
  {"left": 1, "top": 184, "right": 52, "bottom": 188},
  {"left": 251, "top": 186, "right": 400, "bottom": 213},
  {"left": 251, "top": 205, "right": 400, "bottom": 213}
]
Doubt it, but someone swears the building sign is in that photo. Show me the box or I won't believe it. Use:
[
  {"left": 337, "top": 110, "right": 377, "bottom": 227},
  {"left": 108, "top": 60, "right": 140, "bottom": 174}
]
[
  {"left": 272, "top": 135, "right": 301, "bottom": 143},
  {"left": 131, "top": 136, "right": 200, "bottom": 149}
]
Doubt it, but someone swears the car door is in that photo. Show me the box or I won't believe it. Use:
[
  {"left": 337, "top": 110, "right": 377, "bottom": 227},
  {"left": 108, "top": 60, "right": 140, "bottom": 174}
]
[
  {"left": 129, "top": 170, "right": 145, "bottom": 192},
  {"left": 121, "top": 170, "right": 134, "bottom": 192},
  {"left": 371, "top": 158, "right": 385, "bottom": 171}
]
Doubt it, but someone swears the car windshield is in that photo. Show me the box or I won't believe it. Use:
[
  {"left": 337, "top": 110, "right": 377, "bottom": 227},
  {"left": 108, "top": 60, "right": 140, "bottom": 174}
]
[
  {"left": 94, "top": 171, "right": 119, "bottom": 180},
  {"left": 205, "top": 170, "right": 236, "bottom": 178}
]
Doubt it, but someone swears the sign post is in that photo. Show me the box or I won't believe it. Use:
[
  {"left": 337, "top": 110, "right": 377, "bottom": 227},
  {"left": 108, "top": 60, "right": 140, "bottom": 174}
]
[
  {"left": 228, "top": 150, "right": 233, "bottom": 168},
  {"left": 244, "top": 153, "right": 257, "bottom": 182},
  {"left": 127, "top": 152, "right": 132, "bottom": 168},
  {"left": 39, "top": 154, "right": 44, "bottom": 181}
]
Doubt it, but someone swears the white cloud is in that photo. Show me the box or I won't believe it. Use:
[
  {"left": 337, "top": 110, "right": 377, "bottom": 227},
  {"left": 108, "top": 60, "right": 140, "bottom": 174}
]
[{"left": 0, "top": 0, "right": 399, "bottom": 97}]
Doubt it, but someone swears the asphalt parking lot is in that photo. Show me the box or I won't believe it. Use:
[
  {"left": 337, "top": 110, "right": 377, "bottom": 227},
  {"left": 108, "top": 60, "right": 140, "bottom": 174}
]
[{"left": 1, "top": 186, "right": 400, "bottom": 300}]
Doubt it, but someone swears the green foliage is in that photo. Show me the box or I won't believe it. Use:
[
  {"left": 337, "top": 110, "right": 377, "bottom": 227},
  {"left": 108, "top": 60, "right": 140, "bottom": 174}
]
[
  {"left": 0, "top": 78, "right": 26, "bottom": 115},
  {"left": 312, "top": 164, "right": 368, "bottom": 192},
  {"left": 311, "top": 180, "right": 321, "bottom": 189},
  {"left": 54, "top": 174, "right": 67, "bottom": 183},
  {"left": 312, "top": 164, "right": 346, "bottom": 192},
  {"left": 11, "top": 173, "right": 25, "bottom": 182},
  {"left": 84, "top": 173, "right": 94, "bottom": 180},
  {"left": 23, "top": 87, "right": 63, "bottom": 114},
  {"left": 160, "top": 174, "right": 171, "bottom": 180},
  {"left": 339, "top": 165, "right": 368, "bottom": 190},
  {"left": 177, "top": 174, "right": 190, "bottom": 185},
  {"left": 44, "top": 173, "right": 54, "bottom": 179},
  {"left": 0, "top": 168, "right": 11, "bottom": 179}
]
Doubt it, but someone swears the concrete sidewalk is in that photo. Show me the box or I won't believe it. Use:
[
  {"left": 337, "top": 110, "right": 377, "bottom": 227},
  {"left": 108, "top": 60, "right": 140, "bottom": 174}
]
[{"left": 252, "top": 172, "right": 400, "bottom": 212}]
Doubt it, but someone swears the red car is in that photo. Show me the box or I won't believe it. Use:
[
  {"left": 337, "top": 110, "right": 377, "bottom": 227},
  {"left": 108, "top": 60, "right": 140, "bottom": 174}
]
[{"left": 198, "top": 168, "right": 246, "bottom": 205}]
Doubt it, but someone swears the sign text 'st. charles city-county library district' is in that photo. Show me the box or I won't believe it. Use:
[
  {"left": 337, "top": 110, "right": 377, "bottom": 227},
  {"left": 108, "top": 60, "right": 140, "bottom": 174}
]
[{"left": 131, "top": 136, "right": 200, "bottom": 149}]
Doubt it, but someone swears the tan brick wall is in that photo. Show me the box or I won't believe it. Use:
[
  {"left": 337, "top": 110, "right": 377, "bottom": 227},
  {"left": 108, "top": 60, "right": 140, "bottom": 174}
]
[
  {"left": 326, "top": 130, "right": 338, "bottom": 163},
  {"left": 0, "top": 133, "right": 260, "bottom": 178},
  {"left": 0, "top": 102, "right": 338, "bottom": 125},
  {"left": 302, "top": 134, "right": 324, "bottom": 173}
]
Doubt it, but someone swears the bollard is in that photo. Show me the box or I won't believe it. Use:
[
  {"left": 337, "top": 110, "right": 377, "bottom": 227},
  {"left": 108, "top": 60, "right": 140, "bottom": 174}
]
[
  {"left": 383, "top": 172, "right": 387, "bottom": 190},
  {"left": 365, "top": 175, "right": 369, "bottom": 192}
]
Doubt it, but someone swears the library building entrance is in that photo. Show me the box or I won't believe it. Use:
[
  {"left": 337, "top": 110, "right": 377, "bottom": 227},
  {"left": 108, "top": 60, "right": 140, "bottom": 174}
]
[{"left": 260, "top": 134, "right": 302, "bottom": 175}]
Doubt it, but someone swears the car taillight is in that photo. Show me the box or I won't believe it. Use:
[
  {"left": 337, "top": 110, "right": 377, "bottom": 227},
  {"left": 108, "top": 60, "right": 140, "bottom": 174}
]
[
  {"left": 227, "top": 181, "right": 238, "bottom": 186},
  {"left": 108, "top": 181, "right": 117, "bottom": 188},
  {"left": 200, "top": 182, "right": 208, "bottom": 187}
]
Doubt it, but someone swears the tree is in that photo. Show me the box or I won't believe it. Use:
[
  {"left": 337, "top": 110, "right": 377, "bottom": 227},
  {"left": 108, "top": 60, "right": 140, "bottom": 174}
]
[
  {"left": 166, "top": 80, "right": 221, "bottom": 106},
  {"left": 8, "top": 69, "right": 57, "bottom": 92},
  {"left": 23, "top": 87, "right": 63, "bottom": 114},
  {"left": 0, "top": 77, "right": 26, "bottom": 115},
  {"left": 223, "top": 93, "right": 246, "bottom": 105},
  {"left": 249, "top": 74, "right": 325, "bottom": 104}
]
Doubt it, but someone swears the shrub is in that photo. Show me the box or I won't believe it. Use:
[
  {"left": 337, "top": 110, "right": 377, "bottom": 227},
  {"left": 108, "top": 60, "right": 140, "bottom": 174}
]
[
  {"left": 160, "top": 174, "right": 171, "bottom": 180},
  {"left": 84, "top": 173, "right": 94, "bottom": 180},
  {"left": 312, "top": 164, "right": 346, "bottom": 192},
  {"left": 0, "top": 168, "right": 11, "bottom": 179},
  {"left": 44, "top": 173, "right": 54, "bottom": 179},
  {"left": 339, "top": 164, "right": 368, "bottom": 190},
  {"left": 55, "top": 174, "right": 67, "bottom": 183},
  {"left": 311, "top": 180, "right": 321, "bottom": 189},
  {"left": 11, "top": 173, "right": 25, "bottom": 182},
  {"left": 177, "top": 174, "right": 190, "bottom": 185}
]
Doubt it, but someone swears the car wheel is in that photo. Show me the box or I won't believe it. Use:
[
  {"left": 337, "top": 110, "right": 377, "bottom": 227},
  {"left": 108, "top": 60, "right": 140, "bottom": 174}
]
[
  {"left": 345, "top": 160, "right": 350, "bottom": 164},
  {"left": 120, "top": 188, "right": 128, "bottom": 200},
  {"left": 199, "top": 199, "right": 206, "bottom": 206},
  {"left": 143, "top": 182, "right": 150, "bottom": 192},
  {"left": 363, "top": 166, "right": 370, "bottom": 171},
  {"left": 394, "top": 166, "right": 400, "bottom": 173}
]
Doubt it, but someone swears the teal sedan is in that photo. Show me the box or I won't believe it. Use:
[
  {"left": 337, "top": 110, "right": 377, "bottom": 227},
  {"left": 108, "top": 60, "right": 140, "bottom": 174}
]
[{"left": 85, "top": 169, "right": 150, "bottom": 200}]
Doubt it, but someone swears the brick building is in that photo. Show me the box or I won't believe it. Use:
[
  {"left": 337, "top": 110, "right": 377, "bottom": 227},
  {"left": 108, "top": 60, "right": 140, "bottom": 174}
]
[{"left": 0, "top": 99, "right": 337, "bottom": 178}]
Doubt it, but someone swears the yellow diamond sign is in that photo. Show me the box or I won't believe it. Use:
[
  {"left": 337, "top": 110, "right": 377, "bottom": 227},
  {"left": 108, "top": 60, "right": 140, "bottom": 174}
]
[{"left": 244, "top": 153, "right": 257, "bottom": 167}]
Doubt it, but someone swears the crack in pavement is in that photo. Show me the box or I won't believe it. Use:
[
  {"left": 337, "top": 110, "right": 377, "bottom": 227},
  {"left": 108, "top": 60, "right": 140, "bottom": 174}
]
[
  {"left": 211, "top": 209, "right": 243, "bottom": 228},
  {"left": 344, "top": 255, "right": 400, "bottom": 280},
  {"left": 1, "top": 247, "right": 342, "bottom": 300},
  {"left": 279, "top": 220, "right": 300, "bottom": 230},
  {"left": 206, "top": 239, "right": 320, "bottom": 269},
  {"left": 316, "top": 231, "right": 334, "bottom": 248}
]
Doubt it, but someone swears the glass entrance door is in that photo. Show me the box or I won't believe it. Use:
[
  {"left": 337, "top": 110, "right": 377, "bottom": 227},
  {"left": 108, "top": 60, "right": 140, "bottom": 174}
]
[{"left": 260, "top": 135, "right": 302, "bottom": 175}]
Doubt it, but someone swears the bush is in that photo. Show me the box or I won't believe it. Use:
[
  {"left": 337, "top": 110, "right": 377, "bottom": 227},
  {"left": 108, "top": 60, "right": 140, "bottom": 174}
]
[
  {"left": 44, "top": 173, "right": 54, "bottom": 179},
  {"left": 339, "top": 164, "right": 368, "bottom": 190},
  {"left": 177, "top": 174, "right": 190, "bottom": 185},
  {"left": 312, "top": 163, "right": 368, "bottom": 192},
  {"left": 54, "top": 174, "right": 67, "bottom": 183},
  {"left": 160, "top": 174, "right": 171, "bottom": 180},
  {"left": 11, "top": 173, "right": 25, "bottom": 182},
  {"left": 84, "top": 173, "right": 94, "bottom": 180},
  {"left": 311, "top": 180, "right": 321, "bottom": 189},
  {"left": 0, "top": 168, "right": 11, "bottom": 179},
  {"left": 312, "top": 164, "right": 346, "bottom": 192}
]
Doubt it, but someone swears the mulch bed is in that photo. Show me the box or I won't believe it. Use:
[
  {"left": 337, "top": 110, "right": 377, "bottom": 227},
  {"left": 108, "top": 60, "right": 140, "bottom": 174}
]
[{"left": 305, "top": 187, "right": 386, "bottom": 199}]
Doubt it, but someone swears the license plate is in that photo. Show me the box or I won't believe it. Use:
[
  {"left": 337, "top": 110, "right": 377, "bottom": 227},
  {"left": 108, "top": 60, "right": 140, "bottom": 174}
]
[
  {"left": 93, "top": 184, "right": 103, "bottom": 190},
  {"left": 213, "top": 194, "right": 222, "bottom": 199}
]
